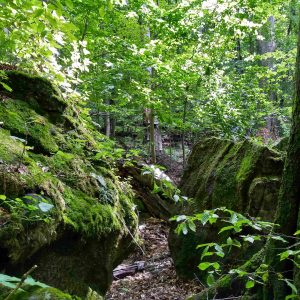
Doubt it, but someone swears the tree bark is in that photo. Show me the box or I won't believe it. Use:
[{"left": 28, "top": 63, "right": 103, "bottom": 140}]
[
  {"left": 264, "top": 16, "right": 300, "bottom": 299},
  {"left": 182, "top": 97, "right": 188, "bottom": 167},
  {"left": 149, "top": 108, "right": 156, "bottom": 164},
  {"left": 257, "top": 16, "right": 279, "bottom": 141},
  {"left": 105, "top": 100, "right": 111, "bottom": 138}
]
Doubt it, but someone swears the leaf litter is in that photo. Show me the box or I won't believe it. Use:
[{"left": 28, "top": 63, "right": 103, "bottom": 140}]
[{"left": 106, "top": 217, "right": 202, "bottom": 300}]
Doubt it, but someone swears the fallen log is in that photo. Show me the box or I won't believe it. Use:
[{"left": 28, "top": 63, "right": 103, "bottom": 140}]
[
  {"left": 113, "top": 261, "right": 145, "bottom": 280},
  {"left": 118, "top": 160, "right": 178, "bottom": 221}
]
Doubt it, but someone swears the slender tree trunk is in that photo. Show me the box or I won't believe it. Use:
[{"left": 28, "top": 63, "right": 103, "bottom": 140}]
[
  {"left": 149, "top": 108, "right": 156, "bottom": 164},
  {"left": 257, "top": 16, "right": 279, "bottom": 141},
  {"left": 264, "top": 17, "right": 300, "bottom": 299},
  {"left": 105, "top": 99, "right": 111, "bottom": 137},
  {"left": 182, "top": 97, "right": 188, "bottom": 167}
]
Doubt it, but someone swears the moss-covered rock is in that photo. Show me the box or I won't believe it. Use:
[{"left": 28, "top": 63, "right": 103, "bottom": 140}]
[
  {"left": 0, "top": 71, "right": 138, "bottom": 298},
  {"left": 168, "top": 137, "right": 284, "bottom": 280}
]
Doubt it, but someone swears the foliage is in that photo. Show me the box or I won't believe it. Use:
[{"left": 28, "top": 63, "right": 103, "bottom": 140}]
[
  {"left": 172, "top": 207, "right": 300, "bottom": 298},
  {"left": 0, "top": 194, "right": 55, "bottom": 223},
  {"left": 0, "top": 273, "right": 48, "bottom": 290},
  {"left": 141, "top": 164, "right": 187, "bottom": 202},
  {"left": 0, "top": 0, "right": 296, "bottom": 150}
]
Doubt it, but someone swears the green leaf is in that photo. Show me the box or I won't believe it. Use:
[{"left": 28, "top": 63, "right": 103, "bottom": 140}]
[
  {"left": 182, "top": 223, "right": 188, "bottom": 235},
  {"left": 244, "top": 236, "right": 254, "bottom": 243},
  {"left": 262, "top": 272, "right": 269, "bottom": 283},
  {"left": 200, "top": 211, "right": 210, "bottom": 225},
  {"left": 196, "top": 243, "right": 216, "bottom": 249},
  {"left": 24, "top": 276, "right": 48, "bottom": 288},
  {"left": 246, "top": 280, "right": 255, "bottom": 289},
  {"left": 294, "top": 230, "right": 300, "bottom": 236},
  {"left": 230, "top": 213, "right": 238, "bottom": 224},
  {"left": 198, "top": 262, "right": 212, "bottom": 271},
  {"left": 173, "top": 194, "right": 180, "bottom": 202},
  {"left": 212, "top": 262, "right": 220, "bottom": 270},
  {"left": 207, "top": 274, "right": 215, "bottom": 286},
  {"left": 232, "top": 239, "right": 242, "bottom": 248},
  {"left": 153, "top": 182, "right": 160, "bottom": 193},
  {"left": 283, "top": 279, "right": 298, "bottom": 295},
  {"left": 176, "top": 215, "right": 186, "bottom": 222},
  {"left": 280, "top": 250, "right": 293, "bottom": 261},
  {"left": 188, "top": 220, "right": 196, "bottom": 232},
  {"left": 0, "top": 195, "right": 6, "bottom": 200},
  {"left": 65, "top": 0, "right": 74, "bottom": 9},
  {"left": 285, "top": 295, "right": 299, "bottom": 300},
  {"left": 33, "top": 8, "right": 44, "bottom": 18},
  {"left": 0, "top": 82, "right": 12, "bottom": 92},
  {"left": 271, "top": 235, "right": 288, "bottom": 243},
  {"left": 219, "top": 225, "right": 235, "bottom": 234},
  {"left": 99, "top": 6, "right": 106, "bottom": 18}
]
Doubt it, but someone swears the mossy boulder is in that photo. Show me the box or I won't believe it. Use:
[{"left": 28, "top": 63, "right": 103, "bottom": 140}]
[
  {"left": 168, "top": 137, "right": 284, "bottom": 279},
  {"left": 0, "top": 71, "right": 138, "bottom": 298}
]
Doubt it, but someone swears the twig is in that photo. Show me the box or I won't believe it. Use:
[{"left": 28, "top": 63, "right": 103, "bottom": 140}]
[
  {"left": 4, "top": 265, "right": 38, "bottom": 300},
  {"left": 193, "top": 273, "right": 208, "bottom": 300}
]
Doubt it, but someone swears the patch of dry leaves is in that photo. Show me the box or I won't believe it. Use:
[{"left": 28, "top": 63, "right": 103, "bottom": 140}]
[{"left": 106, "top": 218, "right": 202, "bottom": 300}]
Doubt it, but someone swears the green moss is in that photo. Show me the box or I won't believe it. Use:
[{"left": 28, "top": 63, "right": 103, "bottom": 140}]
[
  {"left": 0, "top": 129, "right": 25, "bottom": 163},
  {"left": 3, "top": 71, "right": 66, "bottom": 114},
  {"left": 0, "top": 285, "right": 79, "bottom": 300},
  {"left": 171, "top": 138, "right": 283, "bottom": 280},
  {"left": 237, "top": 155, "right": 253, "bottom": 182},
  {"left": 0, "top": 99, "right": 61, "bottom": 153},
  {"left": 26, "top": 287, "right": 78, "bottom": 300},
  {"left": 0, "top": 71, "right": 139, "bottom": 297},
  {"left": 63, "top": 188, "right": 122, "bottom": 237}
]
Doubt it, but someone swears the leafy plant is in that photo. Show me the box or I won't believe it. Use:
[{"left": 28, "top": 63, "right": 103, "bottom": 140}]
[
  {"left": 172, "top": 207, "right": 300, "bottom": 298},
  {"left": 0, "top": 194, "right": 55, "bottom": 223}
]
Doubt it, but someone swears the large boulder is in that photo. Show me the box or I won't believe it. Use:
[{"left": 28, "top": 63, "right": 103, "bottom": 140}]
[
  {"left": 168, "top": 137, "right": 284, "bottom": 279},
  {"left": 0, "top": 71, "right": 138, "bottom": 298}
]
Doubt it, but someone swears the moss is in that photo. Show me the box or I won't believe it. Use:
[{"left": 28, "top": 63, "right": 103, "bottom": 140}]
[
  {"left": 0, "top": 71, "right": 139, "bottom": 297},
  {"left": 170, "top": 138, "right": 283, "bottom": 280},
  {"left": 63, "top": 188, "right": 122, "bottom": 238},
  {"left": 0, "top": 99, "right": 61, "bottom": 153},
  {"left": 237, "top": 155, "right": 254, "bottom": 182},
  {"left": 0, "top": 129, "right": 25, "bottom": 163},
  {"left": 2, "top": 71, "right": 66, "bottom": 114},
  {"left": 235, "top": 142, "right": 261, "bottom": 184}
]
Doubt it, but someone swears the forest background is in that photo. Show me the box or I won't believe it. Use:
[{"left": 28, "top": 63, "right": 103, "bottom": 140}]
[{"left": 1, "top": 0, "right": 297, "bottom": 164}]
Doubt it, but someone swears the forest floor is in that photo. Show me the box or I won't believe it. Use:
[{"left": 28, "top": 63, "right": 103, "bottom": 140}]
[{"left": 106, "top": 217, "right": 202, "bottom": 300}]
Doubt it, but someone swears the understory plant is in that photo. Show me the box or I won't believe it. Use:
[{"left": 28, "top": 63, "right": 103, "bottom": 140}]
[
  {"left": 172, "top": 207, "right": 300, "bottom": 298},
  {"left": 0, "top": 194, "right": 55, "bottom": 224}
]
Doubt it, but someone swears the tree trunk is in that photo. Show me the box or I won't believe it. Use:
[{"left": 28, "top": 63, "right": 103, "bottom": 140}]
[
  {"left": 149, "top": 108, "right": 156, "bottom": 164},
  {"left": 105, "top": 99, "right": 111, "bottom": 138},
  {"left": 257, "top": 16, "right": 279, "bottom": 141},
  {"left": 182, "top": 97, "right": 188, "bottom": 167},
  {"left": 264, "top": 16, "right": 300, "bottom": 299}
]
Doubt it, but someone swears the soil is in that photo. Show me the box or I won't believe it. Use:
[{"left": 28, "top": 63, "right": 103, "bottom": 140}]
[{"left": 106, "top": 217, "right": 202, "bottom": 300}]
